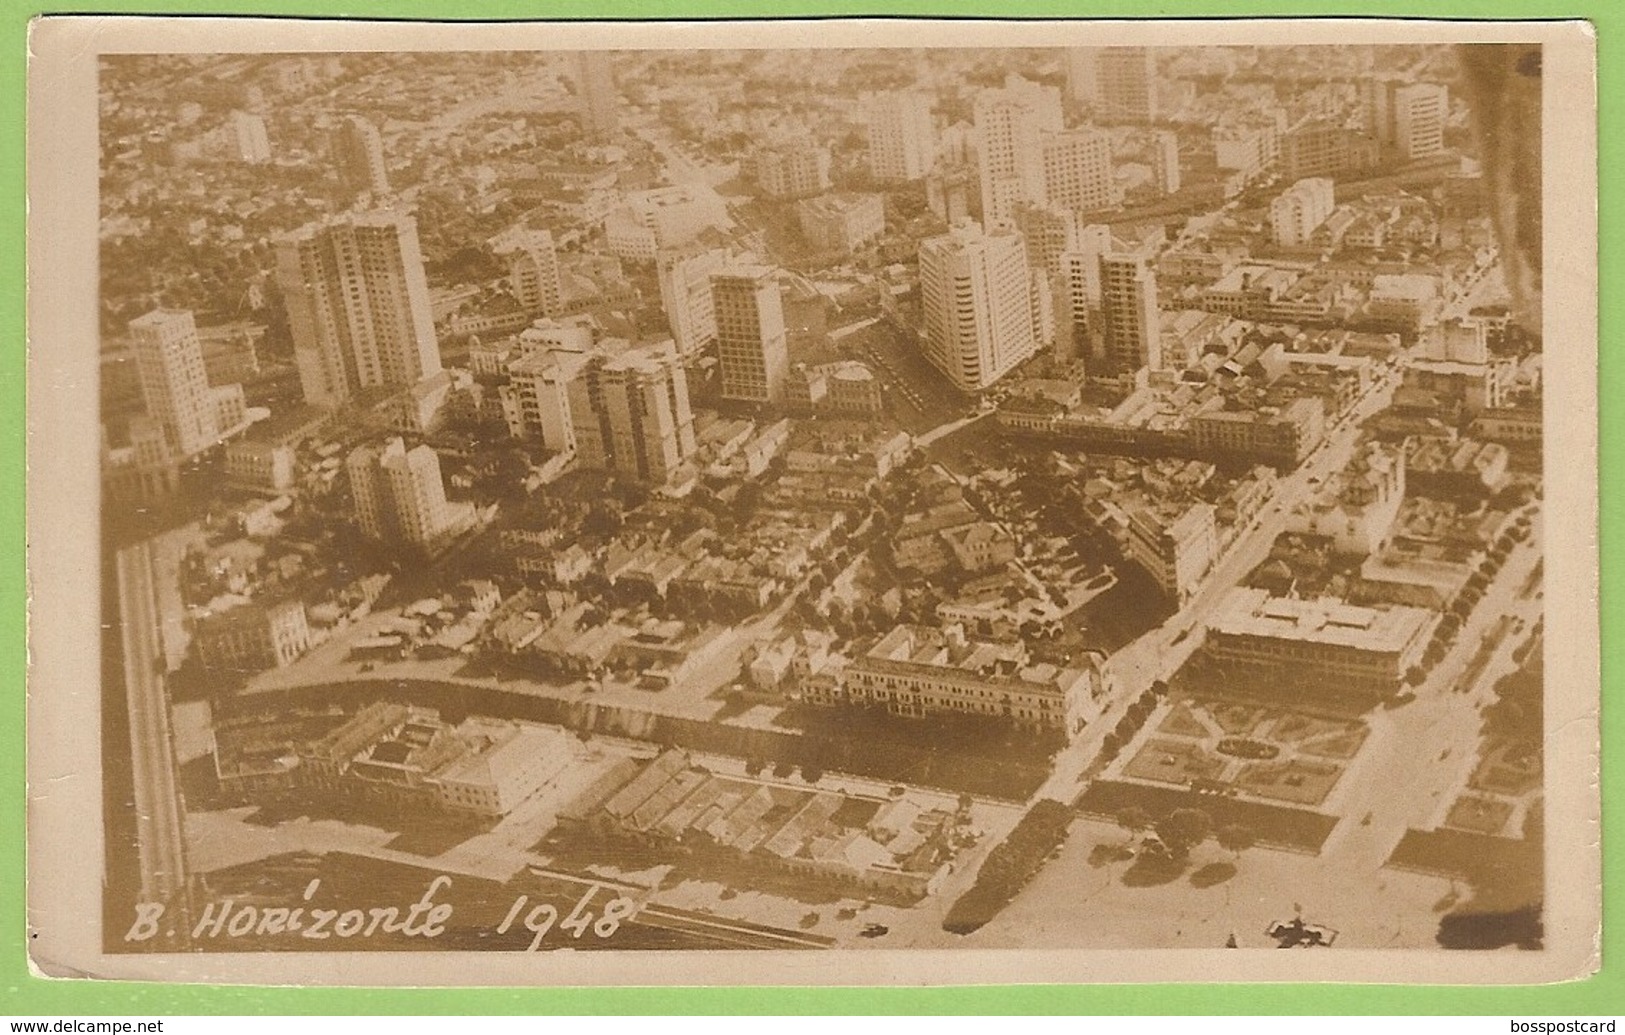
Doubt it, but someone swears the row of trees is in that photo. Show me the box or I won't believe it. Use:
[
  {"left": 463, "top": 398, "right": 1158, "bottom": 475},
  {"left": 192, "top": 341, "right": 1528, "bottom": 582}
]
[
  {"left": 1115, "top": 805, "right": 1257, "bottom": 864},
  {"left": 942, "top": 799, "right": 1074, "bottom": 934},
  {"left": 1409, "top": 509, "right": 1536, "bottom": 681}
]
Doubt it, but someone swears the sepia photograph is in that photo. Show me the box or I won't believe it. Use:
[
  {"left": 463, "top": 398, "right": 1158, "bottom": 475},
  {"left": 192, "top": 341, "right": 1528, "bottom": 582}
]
[{"left": 24, "top": 16, "right": 1599, "bottom": 988}]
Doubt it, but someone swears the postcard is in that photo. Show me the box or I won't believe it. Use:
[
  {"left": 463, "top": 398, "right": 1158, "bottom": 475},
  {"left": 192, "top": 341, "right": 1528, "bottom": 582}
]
[{"left": 24, "top": 15, "right": 1599, "bottom": 985}]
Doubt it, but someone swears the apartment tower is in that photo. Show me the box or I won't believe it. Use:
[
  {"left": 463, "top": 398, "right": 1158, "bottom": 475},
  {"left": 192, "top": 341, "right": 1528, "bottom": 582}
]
[{"left": 275, "top": 210, "right": 443, "bottom": 409}]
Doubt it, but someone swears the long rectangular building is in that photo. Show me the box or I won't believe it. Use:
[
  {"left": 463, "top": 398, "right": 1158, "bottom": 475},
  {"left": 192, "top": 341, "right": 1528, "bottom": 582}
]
[
  {"left": 826, "top": 624, "right": 1102, "bottom": 737},
  {"left": 1202, "top": 586, "right": 1436, "bottom": 696}
]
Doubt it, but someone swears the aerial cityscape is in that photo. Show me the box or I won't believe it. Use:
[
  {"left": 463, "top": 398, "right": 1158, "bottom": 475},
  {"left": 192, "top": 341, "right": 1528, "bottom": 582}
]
[{"left": 97, "top": 41, "right": 1545, "bottom": 956}]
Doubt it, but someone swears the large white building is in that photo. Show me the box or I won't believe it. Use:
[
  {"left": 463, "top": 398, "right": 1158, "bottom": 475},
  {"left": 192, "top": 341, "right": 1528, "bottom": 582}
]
[
  {"left": 347, "top": 438, "right": 471, "bottom": 551},
  {"left": 496, "top": 229, "right": 562, "bottom": 316},
  {"left": 1152, "top": 129, "right": 1181, "bottom": 194},
  {"left": 829, "top": 624, "right": 1103, "bottom": 737},
  {"left": 1204, "top": 586, "right": 1435, "bottom": 696},
  {"left": 1124, "top": 500, "right": 1217, "bottom": 603},
  {"left": 1269, "top": 177, "right": 1337, "bottom": 247},
  {"left": 918, "top": 222, "right": 1038, "bottom": 392},
  {"left": 603, "top": 187, "right": 729, "bottom": 262},
  {"left": 1039, "top": 127, "right": 1117, "bottom": 214},
  {"left": 973, "top": 78, "right": 1062, "bottom": 231},
  {"left": 863, "top": 89, "right": 937, "bottom": 182},
  {"left": 568, "top": 340, "right": 698, "bottom": 485},
  {"left": 1064, "top": 48, "right": 1099, "bottom": 107},
  {"left": 1055, "top": 224, "right": 1116, "bottom": 365},
  {"left": 1098, "top": 251, "right": 1163, "bottom": 375},
  {"left": 275, "top": 210, "right": 443, "bottom": 409},
  {"left": 573, "top": 51, "right": 619, "bottom": 141},
  {"left": 334, "top": 114, "right": 390, "bottom": 199},
  {"left": 754, "top": 141, "right": 831, "bottom": 199},
  {"left": 500, "top": 347, "right": 591, "bottom": 455},
  {"left": 711, "top": 265, "right": 790, "bottom": 403},
  {"left": 1391, "top": 82, "right": 1449, "bottom": 161},
  {"left": 128, "top": 308, "right": 248, "bottom": 458},
  {"left": 657, "top": 246, "right": 729, "bottom": 356}
]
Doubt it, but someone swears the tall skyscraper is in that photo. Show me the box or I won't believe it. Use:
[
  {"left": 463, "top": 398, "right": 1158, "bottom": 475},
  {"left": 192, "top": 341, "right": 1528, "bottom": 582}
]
[
  {"left": 334, "top": 115, "right": 391, "bottom": 200},
  {"left": 1039, "top": 128, "right": 1117, "bottom": 213},
  {"left": 1097, "top": 47, "right": 1158, "bottom": 123},
  {"left": 1099, "top": 251, "right": 1163, "bottom": 375},
  {"left": 658, "top": 246, "right": 729, "bottom": 356},
  {"left": 573, "top": 51, "right": 619, "bottom": 141},
  {"left": 1391, "top": 82, "right": 1449, "bottom": 161},
  {"left": 498, "top": 229, "right": 563, "bottom": 316},
  {"left": 128, "top": 308, "right": 220, "bottom": 457},
  {"left": 918, "top": 222, "right": 1037, "bottom": 392},
  {"left": 501, "top": 347, "right": 590, "bottom": 454},
  {"left": 864, "top": 90, "right": 938, "bottom": 182},
  {"left": 1056, "top": 224, "right": 1114, "bottom": 364},
  {"left": 346, "top": 437, "right": 469, "bottom": 549},
  {"left": 568, "top": 340, "right": 697, "bottom": 485},
  {"left": 1368, "top": 80, "right": 1449, "bottom": 162},
  {"left": 974, "top": 79, "right": 1062, "bottom": 231},
  {"left": 275, "top": 210, "right": 443, "bottom": 409},
  {"left": 711, "top": 266, "right": 790, "bottom": 403},
  {"left": 1152, "top": 129, "right": 1181, "bottom": 194},
  {"left": 1064, "top": 48, "right": 1099, "bottom": 107}
]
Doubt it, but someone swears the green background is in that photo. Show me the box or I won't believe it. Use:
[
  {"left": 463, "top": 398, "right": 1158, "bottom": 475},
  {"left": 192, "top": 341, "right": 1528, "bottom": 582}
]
[{"left": 3, "top": 0, "right": 1615, "bottom": 1015}]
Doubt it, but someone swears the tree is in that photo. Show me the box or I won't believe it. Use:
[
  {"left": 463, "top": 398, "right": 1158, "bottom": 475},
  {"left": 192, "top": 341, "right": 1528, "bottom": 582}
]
[
  {"left": 1115, "top": 806, "right": 1152, "bottom": 846},
  {"left": 1216, "top": 824, "right": 1257, "bottom": 860},
  {"left": 1154, "top": 808, "right": 1213, "bottom": 861}
]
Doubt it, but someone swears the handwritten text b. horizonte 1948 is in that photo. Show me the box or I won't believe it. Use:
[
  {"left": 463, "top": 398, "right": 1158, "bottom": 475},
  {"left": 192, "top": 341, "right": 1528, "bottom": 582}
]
[{"left": 125, "top": 876, "right": 640, "bottom": 951}]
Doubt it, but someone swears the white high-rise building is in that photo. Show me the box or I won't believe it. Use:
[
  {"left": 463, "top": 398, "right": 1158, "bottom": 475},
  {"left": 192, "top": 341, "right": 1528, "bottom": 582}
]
[
  {"left": 500, "top": 348, "right": 591, "bottom": 455},
  {"left": 573, "top": 51, "right": 619, "bottom": 141},
  {"left": 1064, "top": 48, "right": 1099, "bottom": 107},
  {"left": 347, "top": 437, "right": 470, "bottom": 549},
  {"left": 1152, "top": 129, "right": 1181, "bottom": 194},
  {"left": 128, "top": 309, "right": 223, "bottom": 458},
  {"left": 1392, "top": 82, "right": 1449, "bottom": 161},
  {"left": 1099, "top": 251, "right": 1162, "bottom": 375},
  {"left": 275, "top": 210, "right": 443, "bottom": 409},
  {"left": 335, "top": 115, "right": 390, "bottom": 200},
  {"left": 864, "top": 90, "right": 937, "bottom": 182},
  {"left": 754, "top": 142, "right": 831, "bottom": 199},
  {"left": 1097, "top": 47, "right": 1159, "bottom": 123},
  {"left": 657, "top": 247, "right": 729, "bottom": 356},
  {"left": 974, "top": 78, "right": 1063, "bottom": 231},
  {"left": 568, "top": 340, "right": 697, "bottom": 485},
  {"left": 1039, "top": 128, "right": 1117, "bottom": 213},
  {"left": 711, "top": 266, "right": 790, "bottom": 403},
  {"left": 1269, "top": 177, "right": 1337, "bottom": 247},
  {"left": 498, "top": 230, "right": 563, "bottom": 316},
  {"left": 918, "top": 222, "right": 1038, "bottom": 392},
  {"left": 1056, "top": 224, "right": 1114, "bottom": 364}
]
